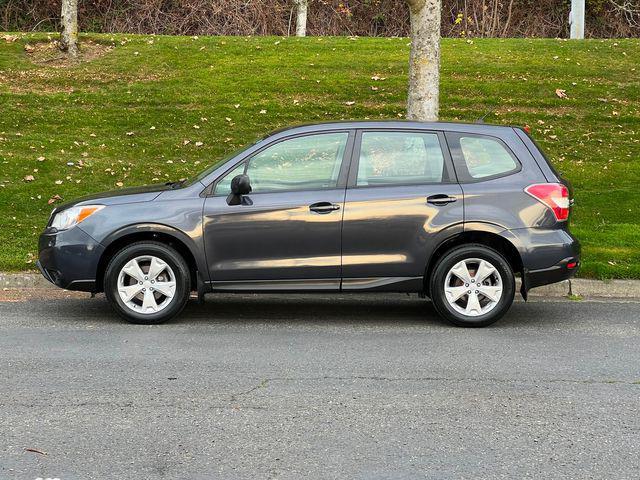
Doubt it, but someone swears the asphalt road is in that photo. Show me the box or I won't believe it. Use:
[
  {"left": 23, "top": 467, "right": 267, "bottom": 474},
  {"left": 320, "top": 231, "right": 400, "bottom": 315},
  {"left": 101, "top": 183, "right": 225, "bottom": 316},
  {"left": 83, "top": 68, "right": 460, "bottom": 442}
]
[{"left": 1, "top": 294, "right": 639, "bottom": 480}]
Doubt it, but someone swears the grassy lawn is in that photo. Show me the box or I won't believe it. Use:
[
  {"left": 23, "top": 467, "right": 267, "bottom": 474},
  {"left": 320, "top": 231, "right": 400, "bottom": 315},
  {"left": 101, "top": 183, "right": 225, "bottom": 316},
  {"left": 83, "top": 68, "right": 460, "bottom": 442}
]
[{"left": 0, "top": 33, "right": 638, "bottom": 278}]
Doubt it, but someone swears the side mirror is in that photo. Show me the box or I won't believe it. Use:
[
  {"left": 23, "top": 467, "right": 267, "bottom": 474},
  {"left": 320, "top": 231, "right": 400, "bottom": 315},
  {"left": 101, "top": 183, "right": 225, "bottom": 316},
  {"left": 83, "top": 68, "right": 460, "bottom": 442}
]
[
  {"left": 227, "top": 174, "right": 252, "bottom": 205},
  {"left": 231, "top": 174, "right": 251, "bottom": 195}
]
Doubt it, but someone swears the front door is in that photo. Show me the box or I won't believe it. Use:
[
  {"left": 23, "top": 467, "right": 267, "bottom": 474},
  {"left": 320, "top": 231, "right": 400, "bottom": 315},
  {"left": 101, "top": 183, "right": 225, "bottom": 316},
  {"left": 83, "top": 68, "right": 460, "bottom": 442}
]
[
  {"left": 203, "top": 131, "right": 353, "bottom": 290},
  {"left": 340, "top": 129, "right": 464, "bottom": 291}
]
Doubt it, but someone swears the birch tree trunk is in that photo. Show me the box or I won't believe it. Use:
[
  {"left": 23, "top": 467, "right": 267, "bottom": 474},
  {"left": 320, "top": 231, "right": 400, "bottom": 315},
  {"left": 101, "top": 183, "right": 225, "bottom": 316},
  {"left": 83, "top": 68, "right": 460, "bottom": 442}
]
[
  {"left": 295, "top": 0, "right": 308, "bottom": 37},
  {"left": 60, "top": 0, "right": 79, "bottom": 56},
  {"left": 406, "top": 0, "right": 441, "bottom": 121}
]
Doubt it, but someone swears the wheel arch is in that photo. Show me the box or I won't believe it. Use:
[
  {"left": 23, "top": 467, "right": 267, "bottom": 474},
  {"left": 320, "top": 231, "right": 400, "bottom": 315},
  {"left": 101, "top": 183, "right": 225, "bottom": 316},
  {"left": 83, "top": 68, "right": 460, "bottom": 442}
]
[
  {"left": 424, "top": 223, "right": 524, "bottom": 297},
  {"left": 95, "top": 224, "right": 204, "bottom": 292}
]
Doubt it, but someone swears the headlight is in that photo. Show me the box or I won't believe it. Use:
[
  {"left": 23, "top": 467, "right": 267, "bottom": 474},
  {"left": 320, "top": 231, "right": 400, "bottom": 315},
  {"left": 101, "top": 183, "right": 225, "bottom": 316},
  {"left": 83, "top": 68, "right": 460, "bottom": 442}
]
[{"left": 51, "top": 205, "right": 105, "bottom": 231}]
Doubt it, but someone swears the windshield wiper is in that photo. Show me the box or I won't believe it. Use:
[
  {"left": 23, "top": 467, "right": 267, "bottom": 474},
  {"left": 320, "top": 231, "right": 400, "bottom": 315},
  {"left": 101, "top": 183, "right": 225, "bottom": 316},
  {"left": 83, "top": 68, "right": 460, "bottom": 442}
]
[{"left": 165, "top": 180, "right": 185, "bottom": 189}]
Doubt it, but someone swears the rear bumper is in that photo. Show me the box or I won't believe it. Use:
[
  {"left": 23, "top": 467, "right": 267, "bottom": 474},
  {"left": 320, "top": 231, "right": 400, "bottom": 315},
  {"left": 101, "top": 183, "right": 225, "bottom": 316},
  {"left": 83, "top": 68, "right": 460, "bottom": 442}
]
[
  {"left": 505, "top": 227, "right": 580, "bottom": 294},
  {"left": 524, "top": 255, "right": 580, "bottom": 290},
  {"left": 38, "top": 226, "right": 104, "bottom": 292}
]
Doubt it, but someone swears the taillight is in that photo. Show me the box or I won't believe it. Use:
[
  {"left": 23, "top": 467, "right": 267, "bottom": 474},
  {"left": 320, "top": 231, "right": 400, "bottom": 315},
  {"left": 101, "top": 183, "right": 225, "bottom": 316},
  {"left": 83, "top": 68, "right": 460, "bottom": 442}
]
[{"left": 525, "top": 183, "right": 570, "bottom": 221}]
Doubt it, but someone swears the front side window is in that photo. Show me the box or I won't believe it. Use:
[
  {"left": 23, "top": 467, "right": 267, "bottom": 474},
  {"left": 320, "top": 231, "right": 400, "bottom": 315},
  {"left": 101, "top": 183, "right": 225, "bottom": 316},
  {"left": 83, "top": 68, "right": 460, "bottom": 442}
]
[
  {"left": 214, "top": 162, "right": 246, "bottom": 196},
  {"left": 356, "top": 131, "right": 445, "bottom": 186},
  {"left": 458, "top": 136, "right": 518, "bottom": 179},
  {"left": 245, "top": 133, "right": 348, "bottom": 193}
]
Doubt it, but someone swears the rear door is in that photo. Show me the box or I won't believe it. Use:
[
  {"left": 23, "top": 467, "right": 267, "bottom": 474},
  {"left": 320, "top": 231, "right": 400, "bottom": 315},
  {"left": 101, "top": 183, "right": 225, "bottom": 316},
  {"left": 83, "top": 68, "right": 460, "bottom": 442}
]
[{"left": 340, "top": 129, "right": 464, "bottom": 291}]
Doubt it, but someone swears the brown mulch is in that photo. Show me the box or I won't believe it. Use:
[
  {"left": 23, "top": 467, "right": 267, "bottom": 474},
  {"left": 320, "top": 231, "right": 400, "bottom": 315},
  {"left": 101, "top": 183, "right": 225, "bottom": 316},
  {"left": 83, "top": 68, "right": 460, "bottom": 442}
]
[{"left": 23, "top": 39, "right": 113, "bottom": 67}]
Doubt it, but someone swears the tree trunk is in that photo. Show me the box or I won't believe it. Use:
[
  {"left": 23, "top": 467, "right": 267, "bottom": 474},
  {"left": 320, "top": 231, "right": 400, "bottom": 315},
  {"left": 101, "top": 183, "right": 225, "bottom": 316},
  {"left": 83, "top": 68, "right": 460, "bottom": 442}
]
[
  {"left": 406, "top": 0, "right": 441, "bottom": 121},
  {"left": 60, "top": 0, "right": 79, "bottom": 56},
  {"left": 295, "top": 0, "right": 308, "bottom": 37}
]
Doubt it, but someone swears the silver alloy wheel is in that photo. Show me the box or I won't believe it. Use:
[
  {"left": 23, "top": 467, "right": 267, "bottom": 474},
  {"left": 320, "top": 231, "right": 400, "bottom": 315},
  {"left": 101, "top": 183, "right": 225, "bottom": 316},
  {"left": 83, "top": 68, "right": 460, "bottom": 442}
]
[
  {"left": 444, "top": 257, "right": 503, "bottom": 317},
  {"left": 117, "top": 255, "right": 177, "bottom": 315}
]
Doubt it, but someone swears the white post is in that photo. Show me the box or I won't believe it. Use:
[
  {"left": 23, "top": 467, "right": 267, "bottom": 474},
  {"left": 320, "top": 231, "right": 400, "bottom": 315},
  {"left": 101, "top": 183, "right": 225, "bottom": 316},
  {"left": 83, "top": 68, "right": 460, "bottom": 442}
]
[{"left": 570, "top": 0, "right": 585, "bottom": 39}]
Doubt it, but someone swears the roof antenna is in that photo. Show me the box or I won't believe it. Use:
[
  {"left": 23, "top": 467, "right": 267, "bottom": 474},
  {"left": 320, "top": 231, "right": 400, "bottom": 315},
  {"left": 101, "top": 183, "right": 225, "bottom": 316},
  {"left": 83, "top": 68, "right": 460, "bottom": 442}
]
[{"left": 475, "top": 110, "right": 493, "bottom": 124}]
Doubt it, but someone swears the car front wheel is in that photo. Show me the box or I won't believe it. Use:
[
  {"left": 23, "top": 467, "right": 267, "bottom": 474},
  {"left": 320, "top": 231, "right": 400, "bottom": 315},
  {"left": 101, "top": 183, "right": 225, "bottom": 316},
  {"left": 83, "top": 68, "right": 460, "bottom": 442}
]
[
  {"left": 104, "top": 241, "right": 191, "bottom": 324},
  {"left": 429, "top": 244, "right": 515, "bottom": 327}
]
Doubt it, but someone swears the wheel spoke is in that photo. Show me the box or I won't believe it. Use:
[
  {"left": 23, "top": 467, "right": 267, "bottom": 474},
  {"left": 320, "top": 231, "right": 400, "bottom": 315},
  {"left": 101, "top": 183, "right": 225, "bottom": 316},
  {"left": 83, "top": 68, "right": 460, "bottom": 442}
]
[
  {"left": 464, "top": 291, "right": 483, "bottom": 316},
  {"left": 119, "top": 284, "right": 144, "bottom": 302},
  {"left": 122, "top": 259, "right": 145, "bottom": 283},
  {"left": 148, "top": 257, "right": 167, "bottom": 281},
  {"left": 477, "top": 285, "right": 502, "bottom": 303},
  {"left": 475, "top": 260, "right": 497, "bottom": 283},
  {"left": 444, "top": 285, "right": 468, "bottom": 303},
  {"left": 142, "top": 288, "right": 158, "bottom": 312},
  {"left": 153, "top": 281, "right": 176, "bottom": 298},
  {"left": 450, "top": 260, "right": 472, "bottom": 284}
]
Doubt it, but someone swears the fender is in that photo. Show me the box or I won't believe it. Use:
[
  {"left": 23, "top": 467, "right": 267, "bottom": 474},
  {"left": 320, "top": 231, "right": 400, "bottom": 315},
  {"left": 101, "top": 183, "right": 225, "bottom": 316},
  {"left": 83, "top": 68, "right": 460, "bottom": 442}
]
[
  {"left": 464, "top": 221, "right": 526, "bottom": 252},
  {"left": 100, "top": 222, "right": 208, "bottom": 277},
  {"left": 464, "top": 221, "right": 529, "bottom": 299}
]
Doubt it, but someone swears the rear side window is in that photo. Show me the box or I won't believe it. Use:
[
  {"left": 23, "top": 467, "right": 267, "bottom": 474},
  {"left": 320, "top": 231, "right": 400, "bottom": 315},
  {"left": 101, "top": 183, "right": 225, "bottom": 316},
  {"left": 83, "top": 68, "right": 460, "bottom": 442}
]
[
  {"left": 356, "top": 131, "right": 445, "bottom": 186},
  {"left": 447, "top": 133, "right": 520, "bottom": 182}
]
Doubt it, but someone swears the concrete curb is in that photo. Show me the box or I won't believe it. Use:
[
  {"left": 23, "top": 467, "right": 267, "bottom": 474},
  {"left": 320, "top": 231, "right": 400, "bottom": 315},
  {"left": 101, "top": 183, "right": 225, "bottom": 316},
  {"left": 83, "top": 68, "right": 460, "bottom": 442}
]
[{"left": 2, "top": 273, "right": 640, "bottom": 299}]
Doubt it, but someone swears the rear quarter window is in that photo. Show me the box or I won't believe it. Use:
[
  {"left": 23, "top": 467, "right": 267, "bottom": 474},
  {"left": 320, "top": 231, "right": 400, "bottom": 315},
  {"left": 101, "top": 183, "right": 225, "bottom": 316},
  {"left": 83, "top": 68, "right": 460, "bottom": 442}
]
[{"left": 447, "top": 133, "right": 521, "bottom": 182}]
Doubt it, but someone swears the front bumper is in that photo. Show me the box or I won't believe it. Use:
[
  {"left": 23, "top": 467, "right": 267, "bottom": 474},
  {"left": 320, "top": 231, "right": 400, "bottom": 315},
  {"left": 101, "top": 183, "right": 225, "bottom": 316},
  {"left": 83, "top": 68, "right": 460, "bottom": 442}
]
[{"left": 38, "top": 226, "right": 104, "bottom": 292}]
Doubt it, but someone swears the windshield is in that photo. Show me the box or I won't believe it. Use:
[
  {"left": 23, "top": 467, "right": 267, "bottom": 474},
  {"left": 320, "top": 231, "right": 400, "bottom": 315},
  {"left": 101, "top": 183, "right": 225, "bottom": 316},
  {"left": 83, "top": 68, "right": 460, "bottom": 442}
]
[{"left": 184, "top": 137, "right": 263, "bottom": 186}]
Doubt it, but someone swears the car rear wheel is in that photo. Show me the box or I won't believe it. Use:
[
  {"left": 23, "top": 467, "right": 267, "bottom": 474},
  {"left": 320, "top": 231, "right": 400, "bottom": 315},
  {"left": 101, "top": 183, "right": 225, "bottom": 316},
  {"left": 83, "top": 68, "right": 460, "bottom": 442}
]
[
  {"left": 429, "top": 244, "right": 515, "bottom": 327},
  {"left": 104, "top": 241, "right": 191, "bottom": 324}
]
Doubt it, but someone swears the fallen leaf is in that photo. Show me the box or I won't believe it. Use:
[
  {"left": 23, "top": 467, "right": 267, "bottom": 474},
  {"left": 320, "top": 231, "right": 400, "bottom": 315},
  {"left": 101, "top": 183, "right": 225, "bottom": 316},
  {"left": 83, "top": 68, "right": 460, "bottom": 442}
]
[
  {"left": 48, "top": 195, "right": 62, "bottom": 205},
  {"left": 555, "top": 89, "right": 568, "bottom": 99},
  {"left": 195, "top": 141, "right": 204, "bottom": 147},
  {"left": 24, "top": 175, "right": 35, "bottom": 182},
  {"left": 54, "top": 180, "right": 63, "bottom": 185},
  {"left": 344, "top": 101, "right": 356, "bottom": 106},
  {"left": 37, "top": 156, "right": 45, "bottom": 161},
  {"left": 126, "top": 131, "right": 135, "bottom": 136},
  {"left": 116, "top": 181, "right": 124, "bottom": 187},
  {"left": 259, "top": 110, "right": 267, "bottom": 114}
]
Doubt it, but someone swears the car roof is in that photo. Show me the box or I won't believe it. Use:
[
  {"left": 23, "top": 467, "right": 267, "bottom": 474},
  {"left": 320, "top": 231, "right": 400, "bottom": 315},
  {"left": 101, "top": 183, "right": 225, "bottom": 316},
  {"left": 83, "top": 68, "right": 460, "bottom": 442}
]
[{"left": 267, "top": 120, "right": 515, "bottom": 138}]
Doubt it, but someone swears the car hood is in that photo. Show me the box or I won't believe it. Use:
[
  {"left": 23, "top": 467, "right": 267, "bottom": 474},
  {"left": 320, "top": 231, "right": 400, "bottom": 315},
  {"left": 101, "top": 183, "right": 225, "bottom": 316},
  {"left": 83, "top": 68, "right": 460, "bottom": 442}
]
[{"left": 53, "top": 183, "right": 172, "bottom": 213}]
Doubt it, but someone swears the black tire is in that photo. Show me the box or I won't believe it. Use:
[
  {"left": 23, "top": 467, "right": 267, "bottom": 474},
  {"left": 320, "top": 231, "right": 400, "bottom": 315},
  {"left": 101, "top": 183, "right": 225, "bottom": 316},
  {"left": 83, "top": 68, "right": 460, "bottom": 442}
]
[
  {"left": 104, "top": 241, "right": 191, "bottom": 324},
  {"left": 429, "top": 244, "right": 515, "bottom": 328}
]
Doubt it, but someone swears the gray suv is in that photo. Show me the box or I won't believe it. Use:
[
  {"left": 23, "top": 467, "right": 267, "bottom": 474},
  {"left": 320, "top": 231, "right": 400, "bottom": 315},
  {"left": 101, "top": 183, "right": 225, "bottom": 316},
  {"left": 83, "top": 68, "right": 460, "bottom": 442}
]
[{"left": 38, "top": 121, "right": 580, "bottom": 327}]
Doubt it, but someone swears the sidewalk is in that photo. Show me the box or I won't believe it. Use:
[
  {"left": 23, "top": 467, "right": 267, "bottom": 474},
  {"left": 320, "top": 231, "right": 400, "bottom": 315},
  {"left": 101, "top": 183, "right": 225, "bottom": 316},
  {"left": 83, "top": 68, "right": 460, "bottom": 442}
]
[{"left": 2, "top": 273, "right": 640, "bottom": 299}]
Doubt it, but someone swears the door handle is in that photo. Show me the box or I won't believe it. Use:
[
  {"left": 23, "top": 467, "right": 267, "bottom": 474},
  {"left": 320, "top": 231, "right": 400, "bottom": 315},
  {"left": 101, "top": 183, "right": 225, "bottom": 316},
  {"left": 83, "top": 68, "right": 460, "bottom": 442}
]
[
  {"left": 309, "top": 202, "right": 341, "bottom": 214},
  {"left": 427, "top": 194, "right": 458, "bottom": 206}
]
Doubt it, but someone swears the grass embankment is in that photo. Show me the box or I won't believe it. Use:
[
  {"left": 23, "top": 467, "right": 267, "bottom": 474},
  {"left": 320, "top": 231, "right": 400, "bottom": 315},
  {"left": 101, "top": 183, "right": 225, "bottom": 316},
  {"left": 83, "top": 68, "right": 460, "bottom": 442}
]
[{"left": 0, "top": 34, "right": 638, "bottom": 277}]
